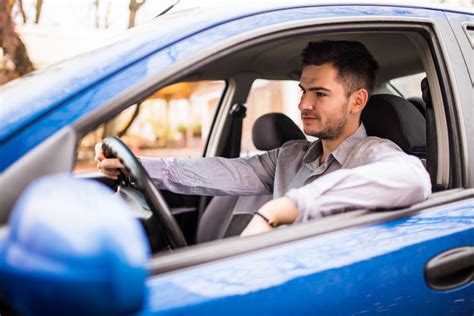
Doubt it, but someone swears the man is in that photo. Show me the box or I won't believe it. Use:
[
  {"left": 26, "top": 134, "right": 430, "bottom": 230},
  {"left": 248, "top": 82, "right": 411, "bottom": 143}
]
[{"left": 96, "top": 40, "right": 431, "bottom": 237}]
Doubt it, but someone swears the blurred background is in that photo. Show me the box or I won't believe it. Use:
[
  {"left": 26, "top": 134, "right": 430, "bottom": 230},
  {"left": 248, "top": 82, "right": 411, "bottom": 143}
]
[{"left": 1, "top": 0, "right": 472, "bottom": 172}]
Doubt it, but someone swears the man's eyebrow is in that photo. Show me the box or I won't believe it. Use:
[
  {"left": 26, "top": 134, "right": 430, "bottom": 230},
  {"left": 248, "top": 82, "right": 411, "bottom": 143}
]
[{"left": 298, "top": 83, "right": 331, "bottom": 92}]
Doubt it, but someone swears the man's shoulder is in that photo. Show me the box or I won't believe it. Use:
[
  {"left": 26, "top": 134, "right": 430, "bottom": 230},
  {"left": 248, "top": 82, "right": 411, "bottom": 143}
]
[
  {"left": 358, "top": 136, "right": 403, "bottom": 151},
  {"left": 280, "top": 139, "right": 313, "bottom": 151},
  {"left": 343, "top": 136, "right": 406, "bottom": 167}
]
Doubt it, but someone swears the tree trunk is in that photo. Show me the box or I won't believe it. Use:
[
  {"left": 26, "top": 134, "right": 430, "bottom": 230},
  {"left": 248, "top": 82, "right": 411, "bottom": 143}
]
[
  {"left": 35, "top": 0, "right": 43, "bottom": 24},
  {"left": 104, "top": 1, "right": 111, "bottom": 29},
  {"left": 94, "top": 0, "right": 100, "bottom": 28},
  {"left": 128, "top": 0, "right": 145, "bottom": 29},
  {"left": 17, "top": 0, "right": 27, "bottom": 23},
  {"left": 0, "top": 0, "right": 34, "bottom": 84}
]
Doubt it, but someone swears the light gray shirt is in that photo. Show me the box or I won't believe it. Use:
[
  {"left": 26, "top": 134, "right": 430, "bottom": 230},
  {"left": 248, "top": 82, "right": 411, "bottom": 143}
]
[{"left": 141, "top": 124, "right": 431, "bottom": 222}]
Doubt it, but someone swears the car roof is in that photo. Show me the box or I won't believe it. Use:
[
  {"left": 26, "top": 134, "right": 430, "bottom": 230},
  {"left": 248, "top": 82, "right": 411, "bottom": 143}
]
[{"left": 172, "top": 0, "right": 473, "bottom": 15}]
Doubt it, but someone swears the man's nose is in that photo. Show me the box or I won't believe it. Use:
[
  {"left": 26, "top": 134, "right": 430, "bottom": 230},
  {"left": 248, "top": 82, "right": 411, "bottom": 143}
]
[{"left": 298, "top": 94, "right": 314, "bottom": 111}]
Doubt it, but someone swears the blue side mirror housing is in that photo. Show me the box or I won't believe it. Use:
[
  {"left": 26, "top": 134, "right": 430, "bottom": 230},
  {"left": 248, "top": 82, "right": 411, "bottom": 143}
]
[{"left": 0, "top": 174, "right": 149, "bottom": 316}]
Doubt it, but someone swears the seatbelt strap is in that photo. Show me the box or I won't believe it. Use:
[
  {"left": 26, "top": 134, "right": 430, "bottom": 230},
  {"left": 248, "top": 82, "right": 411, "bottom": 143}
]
[{"left": 228, "top": 103, "right": 247, "bottom": 158}]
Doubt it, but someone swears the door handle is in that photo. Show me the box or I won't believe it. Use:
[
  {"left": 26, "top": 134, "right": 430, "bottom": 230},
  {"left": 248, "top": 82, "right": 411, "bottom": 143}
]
[{"left": 425, "top": 246, "right": 474, "bottom": 291}]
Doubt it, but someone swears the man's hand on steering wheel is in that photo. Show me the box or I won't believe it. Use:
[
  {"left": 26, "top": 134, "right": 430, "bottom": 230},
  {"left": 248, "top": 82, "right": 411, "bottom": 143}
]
[
  {"left": 94, "top": 138, "right": 187, "bottom": 249},
  {"left": 95, "top": 143, "right": 125, "bottom": 180}
]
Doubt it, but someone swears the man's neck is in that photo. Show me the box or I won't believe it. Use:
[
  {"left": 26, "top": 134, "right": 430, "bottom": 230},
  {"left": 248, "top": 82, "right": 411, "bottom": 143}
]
[{"left": 319, "top": 123, "right": 360, "bottom": 164}]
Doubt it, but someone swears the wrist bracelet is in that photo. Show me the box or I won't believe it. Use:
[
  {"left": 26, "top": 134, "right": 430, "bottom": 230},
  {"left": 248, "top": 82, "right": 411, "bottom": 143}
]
[{"left": 255, "top": 212, "right": 277, "bottom": 228}]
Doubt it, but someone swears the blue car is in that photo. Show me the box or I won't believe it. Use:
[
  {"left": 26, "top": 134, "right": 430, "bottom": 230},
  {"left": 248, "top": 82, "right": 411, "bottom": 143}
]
[{"left": 0, "top": 1, "right": 473, "bottom": 315}]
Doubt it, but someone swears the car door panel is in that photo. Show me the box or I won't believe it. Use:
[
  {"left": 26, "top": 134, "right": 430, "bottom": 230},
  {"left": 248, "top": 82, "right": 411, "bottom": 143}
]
[{"left": 141, "top": 196, "right": 473, "bottom": 315}]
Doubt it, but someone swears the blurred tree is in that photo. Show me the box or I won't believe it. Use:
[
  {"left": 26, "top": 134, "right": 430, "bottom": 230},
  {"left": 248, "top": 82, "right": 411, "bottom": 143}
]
[
  {"left": 94, "top": 0, "right": 100, "bottom": 28},
  {"left": 34, "top": 0, "right": 43, "bottom": 24},
  {"left": 128, "top": 0, "right": 145, "bottom": 28},
  {"left": 16, "top": 0, "right": 27, "bottom": 23},
  {"left": 93, "top": 0, "right": 112, "bottom": 29},
  {"left": 0, "top": 0, "right": 34, "bottom": 84},
  {"left": 104, "top": 1, "right": 111, "bottom": 29}
]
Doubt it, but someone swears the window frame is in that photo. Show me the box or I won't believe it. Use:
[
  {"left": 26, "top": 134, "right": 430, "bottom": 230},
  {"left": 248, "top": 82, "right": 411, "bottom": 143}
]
[
  {"left": 69, "top": 13, "right": 464, "bottom": 274},
  {"left": 462, "top": 22, "right": 474, "bottom": 48}
]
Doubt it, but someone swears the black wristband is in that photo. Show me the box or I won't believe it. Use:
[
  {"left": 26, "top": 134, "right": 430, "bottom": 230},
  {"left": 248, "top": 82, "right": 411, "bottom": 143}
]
[{"left": 255, "top": 212, "right": 277, "bottom": 227}]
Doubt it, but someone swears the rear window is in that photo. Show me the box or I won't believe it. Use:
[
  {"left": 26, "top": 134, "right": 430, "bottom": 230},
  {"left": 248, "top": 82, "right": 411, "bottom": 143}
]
[{"left": 389, "top": 72, "right": 425, "bottom": 98}]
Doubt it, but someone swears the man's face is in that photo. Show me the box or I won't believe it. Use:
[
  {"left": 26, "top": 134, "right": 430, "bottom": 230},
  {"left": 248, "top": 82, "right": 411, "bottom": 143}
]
[{"left": 298, "top": 64, "right": 352, "bottom": 140}]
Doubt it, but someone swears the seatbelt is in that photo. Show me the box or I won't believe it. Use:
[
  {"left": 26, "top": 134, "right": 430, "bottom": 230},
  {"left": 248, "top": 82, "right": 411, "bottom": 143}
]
[{"left": 227, "top": 103, "right": 247, "bottom": 158}]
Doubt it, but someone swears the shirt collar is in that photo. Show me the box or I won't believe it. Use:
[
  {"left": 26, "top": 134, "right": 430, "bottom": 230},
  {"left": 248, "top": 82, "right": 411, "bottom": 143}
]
[{"left": 303, "top": 123, "right": 368, "bottom": 165}]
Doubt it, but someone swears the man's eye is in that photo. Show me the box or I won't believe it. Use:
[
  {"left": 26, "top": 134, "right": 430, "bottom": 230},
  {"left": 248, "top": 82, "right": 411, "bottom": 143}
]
[{"left": 316, "top": 92, "right": 326, "bottom": 97}]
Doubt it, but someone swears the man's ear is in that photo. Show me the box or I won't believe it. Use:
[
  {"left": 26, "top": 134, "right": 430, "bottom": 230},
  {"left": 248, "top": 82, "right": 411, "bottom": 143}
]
[{"left": 350, "top": 89, "right": 369, "bottom": 114}]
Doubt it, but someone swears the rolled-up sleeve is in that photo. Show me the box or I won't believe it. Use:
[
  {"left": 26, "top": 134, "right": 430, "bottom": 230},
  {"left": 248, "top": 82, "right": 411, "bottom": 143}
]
[
  {"left": 286, "top": 141, "right": 432, "bottom": 222},
  {"left": 139, "top": 149, "right": 279, "bottom": 196}
]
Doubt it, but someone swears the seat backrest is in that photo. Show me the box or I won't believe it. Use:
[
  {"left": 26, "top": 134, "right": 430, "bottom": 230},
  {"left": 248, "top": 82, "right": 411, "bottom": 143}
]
[
  {"left": 361, "top": 94, "right": 426, "bottom": 158},
  {"left": 407, "top": 96, "right": 426, "bottom": 117},
  {"left": 196, "top": 113, "right": 306, "bottom": 243}
]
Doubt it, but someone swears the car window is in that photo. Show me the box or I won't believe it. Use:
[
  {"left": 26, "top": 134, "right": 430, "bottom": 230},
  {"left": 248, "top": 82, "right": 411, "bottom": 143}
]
[
  {"left": 241, "top": 79, "right": 314, "bottom": 157},
  {"left": 389, "top": 72, "right": 426, "bottom": 98},
  {"left": 74, "top": 81, "right": 225, "bottom": 173}
]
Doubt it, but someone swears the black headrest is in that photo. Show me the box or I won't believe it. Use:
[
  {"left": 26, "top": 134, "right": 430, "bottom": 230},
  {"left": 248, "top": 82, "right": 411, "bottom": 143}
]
[
  {"left": 252, "top": 113, "right": 306, "bottom": 151},
  {"left": 362, "top": 94, "right": 426, "bottom": 157},
  {"left": 407, "top": 96, "right": 426, "bottom": 117}
]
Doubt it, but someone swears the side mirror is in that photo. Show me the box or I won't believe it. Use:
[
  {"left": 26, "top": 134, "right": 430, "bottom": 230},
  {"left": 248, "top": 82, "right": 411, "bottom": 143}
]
[{"left": 0, "top": 174, "right": 149, "bottom": 316}]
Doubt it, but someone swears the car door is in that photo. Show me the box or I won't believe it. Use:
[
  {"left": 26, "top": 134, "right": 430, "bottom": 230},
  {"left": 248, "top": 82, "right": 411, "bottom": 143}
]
[
  {"left": 129, "top": 5, "right": 473, "bottom": 315},
  {"left": 141, "top": 192, "right": 473, "bottom": 315}
]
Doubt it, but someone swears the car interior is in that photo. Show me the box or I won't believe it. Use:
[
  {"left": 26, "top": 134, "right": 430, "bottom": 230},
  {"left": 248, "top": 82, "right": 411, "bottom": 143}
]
[
  {"left": 0, "top": 24, "right": 456, "bottom": 261},
  {"left": 68, "top": 28, "right": 453, "bottom": 255}
]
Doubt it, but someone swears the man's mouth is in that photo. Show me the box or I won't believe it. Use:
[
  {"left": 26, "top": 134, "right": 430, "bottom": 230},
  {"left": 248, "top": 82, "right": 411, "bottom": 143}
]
[{"left": 301, "top": 111, "right": 319, "bottom": 120}]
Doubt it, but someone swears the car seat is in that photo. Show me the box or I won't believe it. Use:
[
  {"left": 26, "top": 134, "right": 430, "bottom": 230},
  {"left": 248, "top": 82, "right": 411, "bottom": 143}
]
[
  {"left": 407, "top": 96, "right": 426, "bottom": 117},
  {"left": 196, "top": 113, "right": 306, "bottom": 243},
  {"left": 361, "top": 94, "right": 427, "bottom": 159}
]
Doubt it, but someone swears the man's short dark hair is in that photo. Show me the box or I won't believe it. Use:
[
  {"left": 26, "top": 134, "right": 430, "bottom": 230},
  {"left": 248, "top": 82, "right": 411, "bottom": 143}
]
[{"left": 301, "top": 40, "right": 379, "bottom": 96}]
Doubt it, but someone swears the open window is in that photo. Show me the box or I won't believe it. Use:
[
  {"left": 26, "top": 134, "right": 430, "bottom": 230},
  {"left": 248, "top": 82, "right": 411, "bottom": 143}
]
[
  {"left": 199, "top": 30, "right": 452, "bottom": 190},
  {"left": 68, "top": 17, "right": 463, "bottom": 270}
]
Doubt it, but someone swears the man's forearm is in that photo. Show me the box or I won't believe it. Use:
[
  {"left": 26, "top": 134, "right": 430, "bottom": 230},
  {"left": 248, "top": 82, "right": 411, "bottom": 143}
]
[
  {"left": 258, "top": 197, "right": 300, "bottom": 226},
  {"left": 139, "top": 156, "right": 274, "bottom": 196},
  {"left": 240, "top": 197, "right": 299, "bottom": 237},
  {"left": 286, "top": 154, "right": 431, "bottom": 222}
]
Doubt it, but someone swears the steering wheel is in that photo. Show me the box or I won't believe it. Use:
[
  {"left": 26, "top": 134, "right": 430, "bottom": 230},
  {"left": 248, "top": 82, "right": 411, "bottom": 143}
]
[{"left": 102, "top": 136, "right": 187, "bottom": 249}]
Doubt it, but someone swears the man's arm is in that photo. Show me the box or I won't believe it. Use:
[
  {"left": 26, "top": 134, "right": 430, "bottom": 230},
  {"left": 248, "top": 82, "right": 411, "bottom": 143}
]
[
  {"left": 95, "top": 142, "right": 279, "bottom": 196},
  {"left": 241, "top": 142, "right": 431, "bottom": 236},
  {"left": 240, "top": 197, "right": 298, "bottom": 237},
  {"left": 139, "top": 155, "right": 277, "bottom": 196},
  {"left": 286, "top": 151, "right": 431, "bottom": 222}
]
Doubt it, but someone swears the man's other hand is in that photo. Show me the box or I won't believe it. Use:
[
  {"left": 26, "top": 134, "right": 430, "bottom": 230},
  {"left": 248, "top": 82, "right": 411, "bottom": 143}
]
[{"left": 240, "top": 197, "right": 299, "bottom": 237}]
